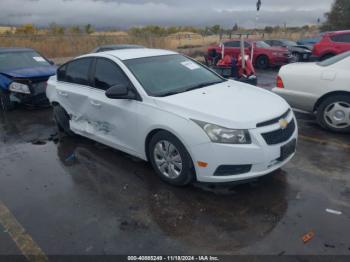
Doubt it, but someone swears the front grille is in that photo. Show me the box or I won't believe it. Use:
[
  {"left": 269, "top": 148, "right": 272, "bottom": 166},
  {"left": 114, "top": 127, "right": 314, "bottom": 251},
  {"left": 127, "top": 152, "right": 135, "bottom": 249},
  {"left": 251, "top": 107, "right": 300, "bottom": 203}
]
[
  {"left": 261, "top": 119, "right": 296, "bottom": 145},
  {"left": 257, "top": 109, "right": 291, "bottom": 128},
  {"left": 30, "top": 82, "right": 47, "bottom": 95}
]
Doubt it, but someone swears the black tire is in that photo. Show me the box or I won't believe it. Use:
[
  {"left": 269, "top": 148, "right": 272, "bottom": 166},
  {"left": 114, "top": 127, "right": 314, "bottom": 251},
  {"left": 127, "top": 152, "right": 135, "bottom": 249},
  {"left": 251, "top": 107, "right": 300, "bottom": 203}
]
[
  {"left": 53, "top": 105, "right": 75, "bottom": 136},
  {"left": 293, "top": 52, "right": 302, "bottom": 62},
  {"left": 0, "top": 90, "right": 15, "bottom": 111},
  {"left": 255, "top": 55, "right": 269, "bottom": 69},
  {"left": 316, "top": 94, "right": 350, "bottom": 133},
  {"left": 148, "top": 131, "right": 195, "bottom": 186},
  {"left": 320, "top": 53, "right": 335, "bottom": 61}
]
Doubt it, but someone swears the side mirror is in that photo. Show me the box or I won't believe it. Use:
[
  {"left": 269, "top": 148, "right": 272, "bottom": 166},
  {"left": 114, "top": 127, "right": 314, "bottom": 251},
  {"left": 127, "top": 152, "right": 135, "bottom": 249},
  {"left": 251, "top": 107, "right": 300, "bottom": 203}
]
[
  {"left": 49, "top": 60, "right": 55, "bottom": 65},
  {"left": 105, "top": 84, "right": 136, "bottom": 100}
]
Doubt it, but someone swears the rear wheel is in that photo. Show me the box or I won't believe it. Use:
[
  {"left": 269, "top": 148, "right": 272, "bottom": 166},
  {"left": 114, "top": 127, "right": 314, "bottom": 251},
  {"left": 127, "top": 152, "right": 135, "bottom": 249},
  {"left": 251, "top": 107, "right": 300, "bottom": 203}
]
[
  {"left": 0, "top": 90, "right": 15, "bottom": 111},
  {"left": 316, "top": 95, "right": 350, "bottom": 133},
  {"left": 53, "top": 105, "right": 75, "bottom": 136},
  {"left": 292, "top": 52, "right": 302, "bottom": 62},
  {"left": 255, "top": 55, "right": 269, "bottom": 69},
  {"left": 148, "top": 131, "right": 195, "bottom": 186}
]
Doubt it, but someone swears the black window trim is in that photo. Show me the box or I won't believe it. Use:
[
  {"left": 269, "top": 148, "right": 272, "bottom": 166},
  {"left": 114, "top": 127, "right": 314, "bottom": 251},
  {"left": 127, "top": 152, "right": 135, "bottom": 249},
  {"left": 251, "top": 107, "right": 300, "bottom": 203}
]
[
  {"left": 330, "top": 33, "right": 350, "bottom": 43},
  {"left": 91, "top": 57, "right": 142, "bottom": 101},
  {"left": 57, "top": 57, "right": 94, "bottom": 87}
]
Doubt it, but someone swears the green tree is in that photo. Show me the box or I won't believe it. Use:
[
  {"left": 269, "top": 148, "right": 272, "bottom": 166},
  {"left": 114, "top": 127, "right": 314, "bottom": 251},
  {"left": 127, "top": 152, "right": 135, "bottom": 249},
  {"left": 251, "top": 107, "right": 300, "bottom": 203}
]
[
  {"left": 68, "top": 25, "right": 81, "bottom": 35},
  {"left": 232, "top": 23, "right": 239, "bottom": 31},
  {"left": 84, "top": 24, "right": 95, "bottom": 34},
  {"left": 211, "top": 25, "right": 221, "bottom": 35},
  {"left": 49, "top": 23, "right": 65, "bottom": 35},
  {"left": 16, "top": 24, "right": 37, "bottom": 35},
  {"left": 321, "top": 0, "right": 350, "bottom": 31},
  {"left": 264, "top": 26, "right": 274, "bottom": 33}
]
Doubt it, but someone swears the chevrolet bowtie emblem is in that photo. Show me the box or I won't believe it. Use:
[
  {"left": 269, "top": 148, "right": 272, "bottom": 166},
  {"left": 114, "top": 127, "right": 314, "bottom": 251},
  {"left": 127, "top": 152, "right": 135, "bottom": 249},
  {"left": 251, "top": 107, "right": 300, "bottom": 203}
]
[{"left": 279, "top": 119, "right": 288, "bottom": 129}]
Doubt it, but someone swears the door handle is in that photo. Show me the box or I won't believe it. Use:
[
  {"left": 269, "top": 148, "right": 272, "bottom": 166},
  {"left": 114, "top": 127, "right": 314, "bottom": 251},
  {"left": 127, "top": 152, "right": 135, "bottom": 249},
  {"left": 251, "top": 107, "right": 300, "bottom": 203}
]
[
  {"left": 90, "top": 100, "right": 101, "bottom": 107},
  {"left": 58, "top": 91, "right": 68, "bottom": 97}
]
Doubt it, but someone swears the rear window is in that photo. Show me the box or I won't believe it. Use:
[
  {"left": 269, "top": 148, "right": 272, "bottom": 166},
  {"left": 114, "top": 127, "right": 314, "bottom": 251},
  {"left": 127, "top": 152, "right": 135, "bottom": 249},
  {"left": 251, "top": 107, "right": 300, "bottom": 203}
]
[
  {"left": 256, "top": 41, "right": 271, "bottom": 48},
  {"left": 330, "top": 33, "right": 350, "bottom": 43},
  {"left": 318, "top": 51, "right": 350, "bottom": 67}
]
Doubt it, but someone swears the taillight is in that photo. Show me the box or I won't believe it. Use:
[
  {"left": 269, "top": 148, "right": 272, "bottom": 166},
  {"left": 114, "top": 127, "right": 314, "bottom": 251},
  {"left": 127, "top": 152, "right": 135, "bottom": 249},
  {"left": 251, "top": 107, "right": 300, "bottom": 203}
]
[{"left": 276, "top": 75, "right": 284, "bottom": 88}]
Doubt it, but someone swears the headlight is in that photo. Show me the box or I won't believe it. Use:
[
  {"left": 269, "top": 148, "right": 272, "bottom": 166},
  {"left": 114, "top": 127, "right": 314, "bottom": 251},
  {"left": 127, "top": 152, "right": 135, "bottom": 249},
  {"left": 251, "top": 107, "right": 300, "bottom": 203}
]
[
  {"left": 9, "top": 82, "right": 30, "bottom": 94},
  {"left": 192, "top": 120, "right": 251, "bottom": 144}
]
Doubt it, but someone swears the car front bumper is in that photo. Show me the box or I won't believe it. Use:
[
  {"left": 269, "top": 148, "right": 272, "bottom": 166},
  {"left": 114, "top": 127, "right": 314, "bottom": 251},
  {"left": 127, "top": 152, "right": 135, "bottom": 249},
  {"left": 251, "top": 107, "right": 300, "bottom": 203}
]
[
  {"left": 9, "top": 81, "right": 49, "bottom": 105},
  {"left": 191, "top": 115, "right": 298, "bottom": 183}
]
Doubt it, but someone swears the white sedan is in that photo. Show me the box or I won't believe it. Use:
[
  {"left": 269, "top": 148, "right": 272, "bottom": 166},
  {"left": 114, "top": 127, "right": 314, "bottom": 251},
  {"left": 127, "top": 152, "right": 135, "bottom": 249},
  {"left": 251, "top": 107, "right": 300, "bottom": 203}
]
[
  {"left": 47, "top": 49, "right": 297, "bottom": 186},
  {"left": 273, "top": 51, "right": 350, "bottom": 133}
]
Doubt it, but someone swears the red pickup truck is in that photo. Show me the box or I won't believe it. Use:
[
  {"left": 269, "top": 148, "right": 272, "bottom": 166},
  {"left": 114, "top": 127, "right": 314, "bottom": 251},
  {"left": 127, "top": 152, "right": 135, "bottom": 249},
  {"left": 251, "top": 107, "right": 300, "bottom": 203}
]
[
  {"left": 207, "top": 39, "right": 292, "bottom": 69},
  {"left": 312, "top": 30, "right": 350, "bottom": 61}
]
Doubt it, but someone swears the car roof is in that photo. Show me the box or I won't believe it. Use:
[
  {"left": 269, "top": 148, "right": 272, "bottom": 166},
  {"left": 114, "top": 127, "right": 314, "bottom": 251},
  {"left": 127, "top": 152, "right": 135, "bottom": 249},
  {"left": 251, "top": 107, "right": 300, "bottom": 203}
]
[
  {"left": 324, "top": 30, "right": 350, "bottom": 36},
  {"left": 97, "top": 44, "right": 144, "bottom": 49},
  {"left": 84, "top": 48, "right": 178, "bottom": 61},
  {"left": 0, "top": 47, "right": 34, "bottom": 53}
]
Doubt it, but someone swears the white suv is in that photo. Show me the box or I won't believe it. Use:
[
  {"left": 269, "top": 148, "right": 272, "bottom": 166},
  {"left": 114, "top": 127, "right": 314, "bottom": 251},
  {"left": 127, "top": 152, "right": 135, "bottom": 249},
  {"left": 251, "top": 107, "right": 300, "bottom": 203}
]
[{"left": 47, "top": 49, "right": 298, "bottom": 186}]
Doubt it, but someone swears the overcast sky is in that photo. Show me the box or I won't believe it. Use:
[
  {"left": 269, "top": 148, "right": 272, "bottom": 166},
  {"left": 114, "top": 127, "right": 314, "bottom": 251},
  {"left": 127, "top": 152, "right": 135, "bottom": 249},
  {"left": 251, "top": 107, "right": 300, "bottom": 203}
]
[{"left": 0, "top": 0, "right": 334, "bottom": 29}]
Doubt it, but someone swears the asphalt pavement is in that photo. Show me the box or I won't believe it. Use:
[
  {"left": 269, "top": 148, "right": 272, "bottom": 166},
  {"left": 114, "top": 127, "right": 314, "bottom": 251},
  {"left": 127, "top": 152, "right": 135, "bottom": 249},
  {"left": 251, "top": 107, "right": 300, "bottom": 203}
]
[{"left": 0, "top": 70, "right": 349, "bottom": 259}]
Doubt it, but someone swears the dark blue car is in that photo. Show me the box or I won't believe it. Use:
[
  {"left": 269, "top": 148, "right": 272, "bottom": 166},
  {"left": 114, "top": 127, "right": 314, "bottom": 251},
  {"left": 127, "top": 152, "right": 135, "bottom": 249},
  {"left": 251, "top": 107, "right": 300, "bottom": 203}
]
[{"left": 0, "top": 48, "right": 56, "bottom": 111}]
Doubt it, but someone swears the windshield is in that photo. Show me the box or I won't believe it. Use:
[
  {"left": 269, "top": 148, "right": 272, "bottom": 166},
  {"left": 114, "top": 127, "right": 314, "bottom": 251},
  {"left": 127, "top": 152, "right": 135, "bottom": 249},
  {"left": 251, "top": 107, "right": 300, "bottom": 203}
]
[
  {"left": 282, "top": 40, "right": 297, "bottom": 46},
  {"left": 317, "top": 51, "right": 350, "bottom": 67},
  {"left": 256, "top": 41, "right": 271, "bottom": 48},
  {"left": 0, "top": 51, "right": 51, "bottom": 71},
  {"left": 124, "top": 54, "right": 225, "bottom": 97}
]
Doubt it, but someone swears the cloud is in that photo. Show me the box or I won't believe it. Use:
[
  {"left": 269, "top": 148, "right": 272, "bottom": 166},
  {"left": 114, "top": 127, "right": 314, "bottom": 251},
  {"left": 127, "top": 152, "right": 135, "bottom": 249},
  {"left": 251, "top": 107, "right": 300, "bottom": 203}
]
[{"left": 0, "top": 0, "right": 334, "bottom": 28}]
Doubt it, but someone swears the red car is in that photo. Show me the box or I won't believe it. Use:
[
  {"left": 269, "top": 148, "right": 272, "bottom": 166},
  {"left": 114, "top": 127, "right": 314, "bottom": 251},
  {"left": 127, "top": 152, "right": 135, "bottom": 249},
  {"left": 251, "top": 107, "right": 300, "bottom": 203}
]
[
  {"left": 207, "top": 39, "right": 292, "bottom": 69},
  {"left": 313, "top": 30, "right": 350, "bottom": 61}
]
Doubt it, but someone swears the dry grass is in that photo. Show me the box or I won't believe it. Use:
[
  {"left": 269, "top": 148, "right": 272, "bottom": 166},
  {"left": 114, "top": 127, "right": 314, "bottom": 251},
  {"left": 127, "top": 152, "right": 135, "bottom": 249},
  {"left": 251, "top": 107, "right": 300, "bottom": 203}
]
[{"left": 0, "top": 31, "right": 319, "bottom": 59}]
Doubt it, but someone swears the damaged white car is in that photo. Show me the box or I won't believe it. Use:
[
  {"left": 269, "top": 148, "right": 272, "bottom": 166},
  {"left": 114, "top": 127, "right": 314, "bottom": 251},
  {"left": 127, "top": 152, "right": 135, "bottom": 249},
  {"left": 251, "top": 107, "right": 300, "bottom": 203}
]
[{"left": 47, "top": 49, "right": 298, "bottom": 186}]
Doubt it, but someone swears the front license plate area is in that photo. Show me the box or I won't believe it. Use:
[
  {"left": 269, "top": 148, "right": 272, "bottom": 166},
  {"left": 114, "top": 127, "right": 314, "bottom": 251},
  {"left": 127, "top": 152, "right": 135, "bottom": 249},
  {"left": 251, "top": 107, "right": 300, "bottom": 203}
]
[{"left": 279, "top": 139, "right": 296, "bottom": 161}]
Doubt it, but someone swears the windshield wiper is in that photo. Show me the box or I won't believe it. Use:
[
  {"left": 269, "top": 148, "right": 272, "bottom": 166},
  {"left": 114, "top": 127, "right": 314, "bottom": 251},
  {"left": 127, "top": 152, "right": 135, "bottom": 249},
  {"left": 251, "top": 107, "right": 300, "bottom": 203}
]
[
  {"left": 157, "top": 90, "right": 184, "bottom": 97},
  {"left": 184, "top": 80, "right": 225, "bottom": 92},
  {"left": 157, "top": 80, "right": 225, "bottom": 97}
]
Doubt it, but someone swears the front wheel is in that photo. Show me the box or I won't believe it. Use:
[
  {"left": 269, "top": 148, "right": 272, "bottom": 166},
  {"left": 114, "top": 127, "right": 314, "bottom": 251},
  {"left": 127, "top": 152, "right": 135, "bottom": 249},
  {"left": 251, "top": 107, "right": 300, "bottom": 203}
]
[
  {"left": 53, "top": 105, "right": 75, "bottom": 136},
  {"left": 292, "top": 52, "right": 302, "bottom": 62},
  {"left": 148, "top": 131, "right": 195, "bottom": 186},
  {"left": 316, "top": 95, "right": 350, "bottom": 133},
  {"left": 255, "top": 55, "right": 269, "bottom": 69}
]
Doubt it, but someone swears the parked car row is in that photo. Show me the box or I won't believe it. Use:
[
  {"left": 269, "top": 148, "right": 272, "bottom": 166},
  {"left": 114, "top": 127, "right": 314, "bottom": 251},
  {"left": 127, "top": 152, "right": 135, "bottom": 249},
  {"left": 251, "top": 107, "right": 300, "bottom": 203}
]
[{"left": 206, "top": 30, "right": 350, "bottom": 69}]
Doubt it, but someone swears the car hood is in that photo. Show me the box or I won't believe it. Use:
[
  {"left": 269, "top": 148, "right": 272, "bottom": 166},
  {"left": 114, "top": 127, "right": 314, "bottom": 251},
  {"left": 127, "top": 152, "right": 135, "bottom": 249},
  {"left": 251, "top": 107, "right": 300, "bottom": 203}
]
[
  {"left": 153, "top": 80, "right": 290, "bottom": 129},
  {"left": 0, "top": 66, "right": 56, "bottom": 79}
]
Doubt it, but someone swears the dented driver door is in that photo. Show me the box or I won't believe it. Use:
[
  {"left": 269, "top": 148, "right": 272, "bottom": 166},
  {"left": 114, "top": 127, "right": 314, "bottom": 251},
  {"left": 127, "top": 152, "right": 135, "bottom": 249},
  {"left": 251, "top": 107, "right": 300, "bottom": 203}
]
[{"left": 84, "top": 58, "right": 141, "bottom": 156}]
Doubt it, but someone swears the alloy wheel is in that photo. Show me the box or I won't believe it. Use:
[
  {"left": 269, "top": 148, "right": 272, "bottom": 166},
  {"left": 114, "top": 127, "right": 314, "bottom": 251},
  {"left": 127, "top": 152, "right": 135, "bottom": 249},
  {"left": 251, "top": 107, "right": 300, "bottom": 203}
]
[
  {"left": 324, "top": 101, "right": 350, "bottom": 129},
  {"left": 153, "top": 140, "right": 183, "bottom": 179}
]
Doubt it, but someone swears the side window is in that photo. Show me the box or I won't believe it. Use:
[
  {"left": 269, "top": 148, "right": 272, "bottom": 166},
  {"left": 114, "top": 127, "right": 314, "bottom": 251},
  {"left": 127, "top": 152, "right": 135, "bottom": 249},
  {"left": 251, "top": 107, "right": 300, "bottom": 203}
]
[
  {"left": 273, "top": 41, "right": 282, "bottom": 46},
  {"left": 57, "top": 64, "right": 67, "bottom": 81},
  {"left": 94, "top": 58, "right": 130, "bottom": 91},
  {"left": 224, "top": 41, "right": 240, "bottom": 48},
  {"left": 331, "top": 33, "right": 350, "bottom": 43},
  {"left": 65, "top": 58, "right": 92, "bottom": 86},
  {"left": 244, "top": 42, "right": 251, "bottom": 48}
]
